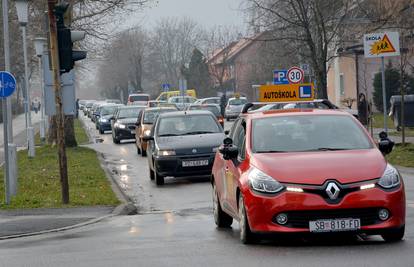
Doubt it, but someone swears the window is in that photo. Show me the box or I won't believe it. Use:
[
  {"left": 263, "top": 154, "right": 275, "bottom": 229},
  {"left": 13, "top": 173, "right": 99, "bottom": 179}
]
[
  {"left": 339, "top": 73, "right": 345, "bottom": 96},
  {"left": 231, "top": 119, "right": 246, "bottom": 161}
]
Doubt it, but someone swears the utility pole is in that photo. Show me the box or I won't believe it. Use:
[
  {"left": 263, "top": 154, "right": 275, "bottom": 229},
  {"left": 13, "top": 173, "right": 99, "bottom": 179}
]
[{"left": 47, "top": 0, "right": 69, "bottom": 204}]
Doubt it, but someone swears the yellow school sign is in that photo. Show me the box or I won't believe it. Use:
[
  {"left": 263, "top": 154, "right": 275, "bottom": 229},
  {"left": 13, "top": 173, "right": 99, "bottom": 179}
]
[{"left": 259, "top": 83, "right": 314, "bottom": 102}]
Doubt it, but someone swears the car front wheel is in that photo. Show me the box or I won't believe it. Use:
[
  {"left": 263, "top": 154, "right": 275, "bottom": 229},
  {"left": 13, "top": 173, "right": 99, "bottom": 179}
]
[
  {"left": 213, "top": 183, "right": 233, "bottom": 228},
  {"left": 239, "top": 195, "right": 255, "bottom": 244}
]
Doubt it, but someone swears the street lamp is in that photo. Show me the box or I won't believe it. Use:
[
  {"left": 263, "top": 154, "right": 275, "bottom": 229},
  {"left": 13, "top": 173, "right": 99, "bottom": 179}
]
[
  {"left": 34, "top": 37, "right": 47, "bottom": 142},
  {"left": 16, "top": 0, "right": 35, "bottom": 157}
]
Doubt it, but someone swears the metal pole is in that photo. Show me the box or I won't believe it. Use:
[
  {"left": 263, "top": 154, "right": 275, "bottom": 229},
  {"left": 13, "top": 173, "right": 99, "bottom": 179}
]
[
  {"left": 381, "top": 57, "right": 388, "bottom": 133},
  {"left": 22, "top": 25, "right": 35, "bottom": 157},
  {"left": 39, "top": 56, "right": 46, "bottom": 141},
  {"left": 2, "top": 0, "right": 14, "bottom": 204}
]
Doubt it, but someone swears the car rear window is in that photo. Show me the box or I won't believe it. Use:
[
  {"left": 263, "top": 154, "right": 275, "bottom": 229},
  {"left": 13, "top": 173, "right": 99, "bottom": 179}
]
[
  {"left": 252, "top": 115, "right": 373, "bottom": 153},
  {"left": 189, "top": 106, "right": 220, "bottom": 116},
  {"left": 143, "top": 109, "right": 175, "bottom": 124},
  {"left": 129, "top": 95, "right": 149, "bottom": 102},
  {"left": 157, "top": 114, "right": 221, "bottom": 136},
  {"left": 229, "top": 99, "right": 247, "bottom": 105}
]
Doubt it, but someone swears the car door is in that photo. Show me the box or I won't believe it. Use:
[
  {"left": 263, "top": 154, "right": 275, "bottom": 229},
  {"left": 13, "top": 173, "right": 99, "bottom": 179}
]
[{"left": 222, "top": 119, "right": 246, "bottom": 215}]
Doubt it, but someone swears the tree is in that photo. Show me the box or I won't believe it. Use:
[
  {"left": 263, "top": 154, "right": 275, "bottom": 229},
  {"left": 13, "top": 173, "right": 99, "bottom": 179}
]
[
  {"left": 373, "top": 62, "right": 414, "bottom": 112},
  {"left": 245, "top": 0, "right": 354, "bottom": 98},
  {"left": 181, "top": 48, "right": 212, "bottom": 97}
]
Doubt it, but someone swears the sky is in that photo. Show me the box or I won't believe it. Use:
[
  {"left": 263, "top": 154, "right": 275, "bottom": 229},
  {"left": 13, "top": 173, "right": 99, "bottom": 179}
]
[{"left": 124, "top": 0, "right": 246, "bottom": 29}]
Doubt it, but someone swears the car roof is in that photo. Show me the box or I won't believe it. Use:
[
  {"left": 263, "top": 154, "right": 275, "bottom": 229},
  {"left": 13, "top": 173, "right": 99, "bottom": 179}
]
[
  {"left": 229, "top": 97, "right": 247, "bottom": 100},
  {"left": 243, "top": 108, "right": 353, "bottom": 120},
  {"left": 158, "top": 110, "right": 214, "bottom": 118},
  {"left": 144, "top": 107, "right": 177, "bottom": 111},
  {"left": 118, "top": 105, "right": 146, "bottom": 109},
  {"left": 189, "top": 103, "right": 218, "bottom": 107}
]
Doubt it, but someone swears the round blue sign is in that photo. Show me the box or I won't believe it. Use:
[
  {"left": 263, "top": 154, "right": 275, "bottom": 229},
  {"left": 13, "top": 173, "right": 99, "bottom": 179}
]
[{"left": 0, "top": 71, "right": 17, "bottom": 98}]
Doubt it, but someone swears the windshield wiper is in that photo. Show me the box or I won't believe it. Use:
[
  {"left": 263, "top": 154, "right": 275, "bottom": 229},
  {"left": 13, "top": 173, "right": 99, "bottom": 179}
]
[
  {"left": 304, "top": 148, "right": 351, "bottom": 151},
  {"left": 182, "top": 131, "right": 216, "bottom": 135},
  {"left": 255, "top": 150, "right": 287, "bottom": 153},
  {"left": 158, "top": 134, "right": 180, "bottom": 137}
]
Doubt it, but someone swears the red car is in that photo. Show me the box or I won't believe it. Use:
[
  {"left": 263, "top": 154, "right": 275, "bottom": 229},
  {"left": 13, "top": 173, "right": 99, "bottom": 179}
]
[{"left": 212, "top": 108, "right": 405, "bottom": 244}]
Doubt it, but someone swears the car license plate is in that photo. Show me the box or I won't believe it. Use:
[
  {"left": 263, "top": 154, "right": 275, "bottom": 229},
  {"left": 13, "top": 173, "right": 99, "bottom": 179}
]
[
  {"left": 182, "top": 160, "right": 209, "bottom": 167},
  {"left": 309, "top": 218, "right": 360, "bottom": 233}
]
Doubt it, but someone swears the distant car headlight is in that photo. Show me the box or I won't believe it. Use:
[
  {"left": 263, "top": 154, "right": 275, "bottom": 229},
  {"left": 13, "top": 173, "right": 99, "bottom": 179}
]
[
  {"left": 100, "top": 118, "right": 108, "bottom": 123},
  {"left": 144, "top": 129, "right": 151, "bottom": 136},
  {"left": 157, "top": 150, "right": 176, "bottom": 156},
  {"left": 378, "top": 164, "right": 401, "bottom": 189},
  {"left": 248, "top": 167, "right": 284, "bottom": 194},
  {"left": 115, "top": 123, "right": 126, "bottom": 129}
]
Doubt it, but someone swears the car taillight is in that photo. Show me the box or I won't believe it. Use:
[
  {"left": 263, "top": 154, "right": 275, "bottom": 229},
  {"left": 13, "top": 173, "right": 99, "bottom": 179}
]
[{"left": 218, "top": 117, "right": 224, "bottom": 123}]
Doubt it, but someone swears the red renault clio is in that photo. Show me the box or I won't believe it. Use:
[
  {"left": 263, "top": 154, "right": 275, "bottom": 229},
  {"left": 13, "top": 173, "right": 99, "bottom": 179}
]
[{"left": 211, "top": 108, "right": 405, "bottom": 244}]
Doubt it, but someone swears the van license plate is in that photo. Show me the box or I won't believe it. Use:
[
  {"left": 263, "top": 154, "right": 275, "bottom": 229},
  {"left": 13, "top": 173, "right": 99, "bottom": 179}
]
[{"left": 182, "top": 160, "right": 209, "bottom": 167}]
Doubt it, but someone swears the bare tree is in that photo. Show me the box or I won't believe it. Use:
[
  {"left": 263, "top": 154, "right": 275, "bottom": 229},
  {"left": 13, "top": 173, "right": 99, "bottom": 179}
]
[{"left": 245, "top": 0, "right": 354, "bottom": 98}]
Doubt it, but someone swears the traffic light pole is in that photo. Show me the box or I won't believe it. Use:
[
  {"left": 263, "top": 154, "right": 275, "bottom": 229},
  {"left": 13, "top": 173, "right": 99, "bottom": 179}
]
[{"left": 48, "top": 0, "right": 69, "bottom": 204}]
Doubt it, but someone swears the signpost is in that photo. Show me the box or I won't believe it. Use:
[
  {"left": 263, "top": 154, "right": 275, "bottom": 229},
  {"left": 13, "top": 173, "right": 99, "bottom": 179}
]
[
  {"left": 273, "top": 70, "right": 288, "bottom": 85},
  {"left": 287, "top": 66, "right": 305, "bottom": 84},
  {"left": 363, "top": 32, "right": 400, "bottom": 132},
  {"left": 0, "top": 71, "right": 16, "bottom": 204},
  {"left": 162, "top": 83, "right": 170, "bottom": 92},
  {"left": 259, "top": 83, "right": 314, "bottom": 102}
]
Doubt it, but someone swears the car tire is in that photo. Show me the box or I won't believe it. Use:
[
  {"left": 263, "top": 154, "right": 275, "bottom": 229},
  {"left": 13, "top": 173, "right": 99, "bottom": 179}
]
[
  {"left": 382, "top": 226, "right": 405, "bottom": 242},
  {"left": 137, "top": 145, "right": 141, "bottom": 155},
  {"left": 155, "top": 170, "right": 164, "bottom": 186},
  {"left": 213, "top": 183, "right": 233, "bottom": 228},
  {"left": 141, "top": 143, "right": 147, "bottom": 157},
  {"left": 149, "top": 166, "right": 155, "bottom": 180},
  {"left": 239, "top": 195, "right": 255, "bottom": 244},
  {"left": 99, "top": 128, "right": 104, "bottom": 134},
  {"left": 113, "top": 136, "right": 120, "bottom": 144}
]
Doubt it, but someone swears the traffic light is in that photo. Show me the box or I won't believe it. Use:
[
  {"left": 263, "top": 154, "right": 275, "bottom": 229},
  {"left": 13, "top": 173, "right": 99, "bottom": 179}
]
[{"left": 54, "top": 3, "right": 87, "bottom": 73}]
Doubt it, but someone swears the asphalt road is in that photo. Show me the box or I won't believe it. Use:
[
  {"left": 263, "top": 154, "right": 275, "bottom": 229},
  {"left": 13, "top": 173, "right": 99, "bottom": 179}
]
[{"left": 0, "top": 114, "right": 413, "bottom": 267}]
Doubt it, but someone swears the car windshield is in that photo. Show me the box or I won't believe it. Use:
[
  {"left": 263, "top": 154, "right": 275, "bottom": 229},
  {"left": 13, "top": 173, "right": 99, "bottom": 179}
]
[
  {"left": 169, "top": 97, "right": 196, "bottom": 104},
  {"left": 229, "top": 98, "right": 247, "bottom": 105},
  {"left": 143, "top": 109, "right": 174, "bottom": 124},
  {"left": 118, "top": 107, "right": 143, "bottom": 119},
  {"left": 100, "top": 106, "right": 118, "bottom": 116},
  {"left": 189, "top": 106, "right": 220, "bottom": 117},
  {"left": 130, "top": 95, "right": 149, "bottom": 102},
  {"left": 252, "top": 115, "right": 373, "bottom": 153},
  {"left": 157, "top": 115, "right": 221, "bottom": 136}
]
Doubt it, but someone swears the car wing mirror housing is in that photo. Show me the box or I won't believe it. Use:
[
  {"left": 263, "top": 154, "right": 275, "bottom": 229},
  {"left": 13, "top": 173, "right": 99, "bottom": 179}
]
[
  {"left": 219, "top": 145, "right": 238, "bottom": 160},
  {"left": 378, "top": 131, "right": 394, "bottom": 155}
]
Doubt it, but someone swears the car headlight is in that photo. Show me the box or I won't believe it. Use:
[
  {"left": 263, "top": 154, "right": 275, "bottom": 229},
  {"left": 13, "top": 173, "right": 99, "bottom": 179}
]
[
  {"left": 378, "top": 164, "right": 401, "bottom": 189},
  {"left": 115, "top": 123, "right": 126, "bottom": 129},
  {"left": 248, "top": 167, "right": 284, "bottom": 194},
  {"left": 158, "top": 150, "right": 176, "bottom": 156},
  {"left": 144, "top": 129, "right": 151, "bottom": 136},
  {"left": 100, "top": 118, "right": 108, "bottom": 123}
]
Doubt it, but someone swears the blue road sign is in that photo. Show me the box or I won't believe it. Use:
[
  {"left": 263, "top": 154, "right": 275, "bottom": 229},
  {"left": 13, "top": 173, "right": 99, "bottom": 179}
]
[
  {"left": 162, "top": 83, "right": 171, "bottom": 92},
  {"left": 273, "top": 70, "right": 288, "bottom": 85},
  {"left": 0, "top": 71, "right": 17, "bottom": 98},
  {"left": 299, "top": 85, "right": 312, "bottom": 98}
]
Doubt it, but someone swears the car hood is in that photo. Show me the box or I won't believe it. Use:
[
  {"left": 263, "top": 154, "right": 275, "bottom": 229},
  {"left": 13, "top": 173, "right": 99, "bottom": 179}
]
[
  {"left": 157, "top": 133, "right": 224, "bottom": 155},
  {"left": 250, "top": 149, "right": 386, "bottom": 185},
  {"left": 117, "top": 118, "right": 137, "bottom": 124}
]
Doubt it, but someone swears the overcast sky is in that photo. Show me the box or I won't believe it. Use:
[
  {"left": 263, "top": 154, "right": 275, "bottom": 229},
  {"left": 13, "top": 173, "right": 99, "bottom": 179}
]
[{"left": 124, "top": 0, "right": 246, "bottom": 29}]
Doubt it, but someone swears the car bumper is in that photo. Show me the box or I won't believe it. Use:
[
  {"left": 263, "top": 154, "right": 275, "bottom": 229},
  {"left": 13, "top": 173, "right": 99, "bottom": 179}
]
[
  {"left": 243, "top": 185, "right": 405, "bottom": 234},
  {"left": 114, "top": 127, "right": 136, "bottom": 140},
  {"left": 154, "top": 153, "right": 216, "bottom": 177},
  {"left": 99, "top": 122, "right": 112, "bottom": 131}
]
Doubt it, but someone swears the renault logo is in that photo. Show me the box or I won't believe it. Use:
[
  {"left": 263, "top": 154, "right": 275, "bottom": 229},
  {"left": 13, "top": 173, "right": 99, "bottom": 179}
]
[
  {"left": 192, "top": 148, "right": 197, "bottom": 153},
  {"left": 326, "top": 182, "right": 340, "bottom": 200}
]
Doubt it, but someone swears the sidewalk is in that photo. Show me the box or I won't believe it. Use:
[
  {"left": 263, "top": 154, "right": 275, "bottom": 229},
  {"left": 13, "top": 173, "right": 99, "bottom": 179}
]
[{"left": 0, "top": 111, "right": 41, "bottom": 148}]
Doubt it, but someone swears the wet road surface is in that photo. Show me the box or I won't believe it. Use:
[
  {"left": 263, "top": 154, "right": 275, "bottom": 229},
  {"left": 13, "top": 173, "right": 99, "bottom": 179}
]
[{"left": 0, "top": 114, "right": 413, "bottom": 267}]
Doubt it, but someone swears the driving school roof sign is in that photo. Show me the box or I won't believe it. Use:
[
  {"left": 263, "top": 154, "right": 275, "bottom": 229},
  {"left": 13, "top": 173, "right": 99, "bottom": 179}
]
[
  {"left": 259, "top": 84, "right": 314, "bottom": 102},
  {"left": 364, "top": 32, "right": 400, "bottom": 58}
]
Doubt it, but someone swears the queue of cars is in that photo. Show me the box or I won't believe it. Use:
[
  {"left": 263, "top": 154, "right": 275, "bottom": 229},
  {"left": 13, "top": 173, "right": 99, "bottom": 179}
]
[{"left": 80, "top": 95, "right": 405, "bottom": 245}]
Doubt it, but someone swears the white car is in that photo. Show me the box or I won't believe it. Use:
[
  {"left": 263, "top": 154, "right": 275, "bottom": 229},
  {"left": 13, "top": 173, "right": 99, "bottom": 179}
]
[
  {"left": 167, "top": 96, "right": 197, "bottom": 110},
  {"left": 127, "top": 94, "right": 150, "bottom": 106},
  {"left": 224, "top": 97, "right": 247, "bottom": 120}
]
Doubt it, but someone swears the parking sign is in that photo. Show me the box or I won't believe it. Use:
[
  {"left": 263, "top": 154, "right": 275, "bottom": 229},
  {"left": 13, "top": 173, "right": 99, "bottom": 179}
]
[{"left": 273, "top": 70, "right": 288, "bottom": 85}]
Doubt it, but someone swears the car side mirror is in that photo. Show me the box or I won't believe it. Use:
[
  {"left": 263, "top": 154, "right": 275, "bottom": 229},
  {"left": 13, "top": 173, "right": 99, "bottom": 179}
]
[
  {"left": 219, "top": 145, "right": 238, "bottom": 160},
  {"left": 223, "top": 137, "right": 232, "bottom": 145},
  {"left": 224, "top": 130, "right": 230, "bottom": 135},
  {"left": 142, "top": 135, "right": 154, "bottom": 142},
  {"left": 378, "top": 131, "right": 394, "bottom": 155}
]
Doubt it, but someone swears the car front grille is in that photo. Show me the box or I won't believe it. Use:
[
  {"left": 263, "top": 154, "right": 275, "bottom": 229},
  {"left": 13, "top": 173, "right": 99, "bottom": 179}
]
[{"left": 273, "top": 208, "right": 382, "bottom": 228}]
